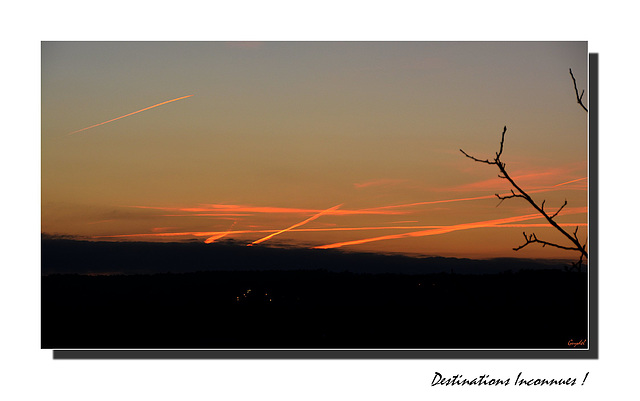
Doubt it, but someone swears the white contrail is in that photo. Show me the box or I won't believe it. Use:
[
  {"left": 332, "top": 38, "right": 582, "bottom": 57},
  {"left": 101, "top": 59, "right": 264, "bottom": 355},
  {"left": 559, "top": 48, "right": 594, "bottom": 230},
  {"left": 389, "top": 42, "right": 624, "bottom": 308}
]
[{"left": 68, "top": 95, "right": 193, "bottom": 135}]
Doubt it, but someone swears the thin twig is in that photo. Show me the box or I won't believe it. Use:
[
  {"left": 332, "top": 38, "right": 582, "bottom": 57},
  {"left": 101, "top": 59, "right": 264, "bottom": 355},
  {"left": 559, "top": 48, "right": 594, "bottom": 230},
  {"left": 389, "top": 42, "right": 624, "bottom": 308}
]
[
  {"left": 495, "top": 189, "right": 525, "bottom": 202},
  {"left": 513, "top": 232, "right": 583, "bottom": 252},
  {"left": 496, "top": 125, "right": 507, "bottom": 159},
  {"left": 550, "top": 199, "right": 567, "bottom": 219},
  {"left": 459, "top": 149, "right": 495, "bottom": 165},
  {"left": 570, "top": 68, "right": 588, "bottom": 112}
]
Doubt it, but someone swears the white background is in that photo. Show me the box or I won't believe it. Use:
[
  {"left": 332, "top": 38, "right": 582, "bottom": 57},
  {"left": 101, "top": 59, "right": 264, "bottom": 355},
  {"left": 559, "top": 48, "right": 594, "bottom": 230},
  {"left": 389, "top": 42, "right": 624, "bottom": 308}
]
[{"left": 1, "top": 1, "right": 637, "bottom": 400}]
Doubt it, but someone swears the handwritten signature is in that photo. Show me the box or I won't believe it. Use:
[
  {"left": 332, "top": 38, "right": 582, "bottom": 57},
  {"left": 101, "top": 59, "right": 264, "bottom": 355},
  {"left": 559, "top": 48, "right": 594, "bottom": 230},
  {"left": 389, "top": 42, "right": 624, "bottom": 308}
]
[{"left": 568, "top": 339, "right": 586, "bottom": 347}]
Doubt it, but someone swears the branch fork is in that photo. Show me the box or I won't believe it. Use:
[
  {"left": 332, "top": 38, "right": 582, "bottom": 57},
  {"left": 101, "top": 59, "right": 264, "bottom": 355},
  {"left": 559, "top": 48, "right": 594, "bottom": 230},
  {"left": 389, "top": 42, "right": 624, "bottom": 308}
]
[{"left": 460, "top": 126, "right": 587, "bottom": 267}]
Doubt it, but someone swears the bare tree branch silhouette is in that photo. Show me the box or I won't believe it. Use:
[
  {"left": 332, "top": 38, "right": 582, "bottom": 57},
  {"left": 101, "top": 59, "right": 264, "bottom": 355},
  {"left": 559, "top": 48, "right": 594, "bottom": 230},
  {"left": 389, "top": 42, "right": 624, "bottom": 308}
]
[
  {"left": 459, "top": 69, "right": 588, "bottom": 270},
  {"left": 570, "top": 68, "right": 589, "bottom": 112}
]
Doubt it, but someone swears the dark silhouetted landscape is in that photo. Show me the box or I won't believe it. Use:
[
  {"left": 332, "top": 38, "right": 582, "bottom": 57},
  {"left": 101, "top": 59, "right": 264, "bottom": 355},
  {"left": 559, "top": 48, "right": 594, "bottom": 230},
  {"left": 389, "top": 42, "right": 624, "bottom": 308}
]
[{"left": 41, "top": 238, "right": 588, "bottom": 349}]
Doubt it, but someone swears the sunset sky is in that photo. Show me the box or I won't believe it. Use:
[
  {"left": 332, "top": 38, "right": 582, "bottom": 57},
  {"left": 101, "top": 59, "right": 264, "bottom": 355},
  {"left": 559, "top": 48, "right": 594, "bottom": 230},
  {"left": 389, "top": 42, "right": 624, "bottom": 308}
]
[{"left": 41, "top": 41, "right": 588, "bottom": 259}]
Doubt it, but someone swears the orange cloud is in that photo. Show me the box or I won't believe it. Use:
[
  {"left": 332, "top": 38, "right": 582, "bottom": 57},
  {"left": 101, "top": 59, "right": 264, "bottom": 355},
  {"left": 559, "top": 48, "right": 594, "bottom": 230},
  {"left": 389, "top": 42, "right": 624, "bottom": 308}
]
[
  {"left": 160, "top": 213, "right": 252, "bottom": 217},
  {"left": 94, "top": 218, "right": 587, "bottom": 243},
  {"left": 249, "top": 204, "right": 343, "bottom": 246},
  {"left": 363, "top": 193, "right": 498, "bottom": 211},
  {"left": 129, "top": 204, "right": 403, "bottom": 216},
  {"left": 88, "top": 226, "right": 414, "bottom": 240},
  {"left": 68, "top": 95, "right": 193, "bottom": 135},
  {"left": 314, "top": 207, "right": 587, "bottom": 250},
  {"left": 362, "top": 177, "right": 587, "bottom": 212},
  {"left": 94, "top": 231, "right": 223, "bottom": 239}
]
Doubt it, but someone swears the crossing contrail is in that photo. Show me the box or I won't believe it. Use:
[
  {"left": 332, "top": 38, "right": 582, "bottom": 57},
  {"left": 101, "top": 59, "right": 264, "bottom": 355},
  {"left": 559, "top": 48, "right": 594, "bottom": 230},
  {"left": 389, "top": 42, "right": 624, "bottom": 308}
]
[
  {"left": 205, "top": 221, "right": 237, "bottom": 244},
  {"left": 553, "top": 177, "right": 587, "bottom": 187},
  {"left": 248, "top": 204, "right": 343, "bottom": 246},
  {"left": 92, "top": 222, "right": 588, "bottom": 241},
  {"left": 68, "top": 95, "right": 193, "bottom": 135}
]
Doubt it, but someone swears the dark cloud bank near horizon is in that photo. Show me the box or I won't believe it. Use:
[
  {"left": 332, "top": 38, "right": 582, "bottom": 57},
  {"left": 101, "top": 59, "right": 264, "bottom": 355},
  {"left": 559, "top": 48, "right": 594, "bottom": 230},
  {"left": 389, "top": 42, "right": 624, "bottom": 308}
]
[{"left": 41, "top": 237, "right": 577, "bottom": 276}]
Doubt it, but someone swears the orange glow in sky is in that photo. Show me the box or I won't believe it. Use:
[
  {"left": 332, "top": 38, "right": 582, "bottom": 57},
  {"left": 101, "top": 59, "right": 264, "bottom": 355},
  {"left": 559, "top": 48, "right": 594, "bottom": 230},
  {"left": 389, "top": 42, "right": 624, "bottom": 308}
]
[
  {"left": 129, "top": 204, "right": 402, "bottom": 216},
  {"left": 90, "top": 177, "right": 587, "bottom": 256},
  {"left": 94, "top": 222, "right": 587, "bottom": 242},
  {"left": 43, "top": 42, "right": 588, "bottom": 259},
  {"left": 314, "top": 207, "right": 586, "bottom": 250}
]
